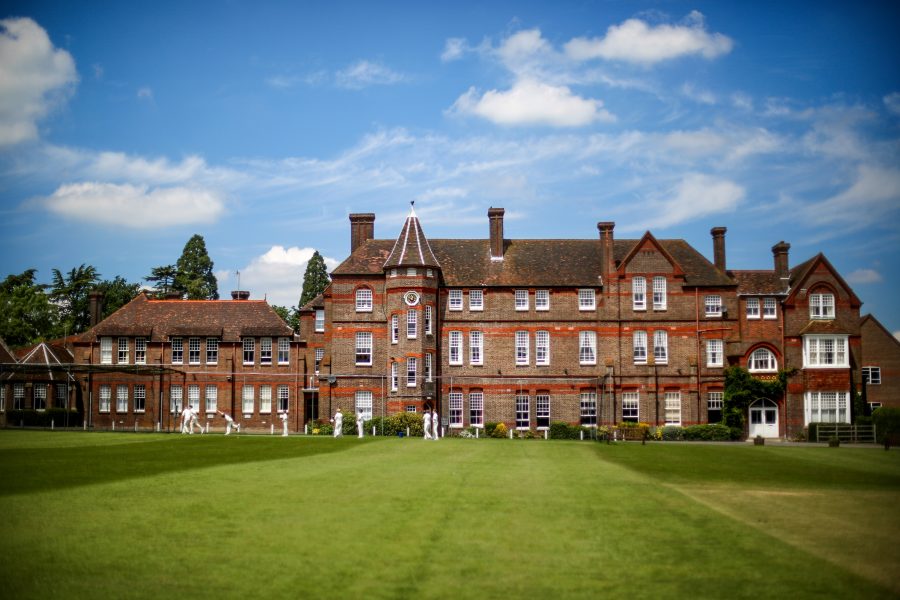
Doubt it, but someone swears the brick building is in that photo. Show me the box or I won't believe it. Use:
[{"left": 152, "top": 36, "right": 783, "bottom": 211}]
[
  {"left": 1, "top": 205, "right": 894, "bottom": 438},
  {"left": 297, "top": 205, "right": 885, "bottom": 439}
]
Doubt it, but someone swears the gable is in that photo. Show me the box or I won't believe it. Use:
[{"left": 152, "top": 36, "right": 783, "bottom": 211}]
[
  {"left": 785, "top": 253, "right": 862, "bottom": 308},
  {"left": 617, "top": 232, "right": 684, "bottom": 278}
]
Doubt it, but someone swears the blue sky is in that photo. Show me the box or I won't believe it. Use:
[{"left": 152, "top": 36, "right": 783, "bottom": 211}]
[{"left": 1, "top": 1, "right": 899, "bottom": 333}]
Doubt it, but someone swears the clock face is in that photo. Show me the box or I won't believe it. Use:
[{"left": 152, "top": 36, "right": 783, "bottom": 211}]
[{"left": 404, "top": 291, "right": 420, "bottom": 306}]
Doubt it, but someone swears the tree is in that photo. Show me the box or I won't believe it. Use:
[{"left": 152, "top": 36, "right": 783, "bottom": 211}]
[
  {"left": 174, "top": 234, "right": 219, "bottom": 300},
  {"left": 272, "top": 305, "right": 299, "bottom": 331},
  {"left": 0, "top": 270, "right": 59, "bottom": 347},
  {"left": 299, "top": 250, "right": 329, "bottom": 308},
  {"left": 96, "top": 276, "right": 142, "bottom": 318},
  {"left": 145, "top": 265, "right": 177, "bottom": 297},
  {"left": 50, "top": 264, "right": 100, "bottom": 335}
]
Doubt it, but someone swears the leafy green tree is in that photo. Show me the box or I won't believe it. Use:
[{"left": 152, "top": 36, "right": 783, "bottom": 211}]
[
  {"left": 96, "top": 276, "right": 142, "bottom": 318},
  {"left": 50, "top": 264, "right": 100, "bottom": 335},
  {"left": 174, "top": 234, "right": 219, "bottom": 300},
  {"left": 272, "top": 305, "right": 300, "bottom": 331},
  {"left": 722, "top": 366, "right": 792, "bottom": 429},
  {"left": 0, "top": 270, "right": 59, "bottom": 347},
  {"left": 145, "top": 265, "right": 177, "bottom": 297},
  {"left": 299, "top": 250, "right": 329, "bottom": 308}
]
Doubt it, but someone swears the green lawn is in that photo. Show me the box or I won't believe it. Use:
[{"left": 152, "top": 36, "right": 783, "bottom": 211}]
[{"left": 1, "top": 431, "right": 898, "bottom": 599}]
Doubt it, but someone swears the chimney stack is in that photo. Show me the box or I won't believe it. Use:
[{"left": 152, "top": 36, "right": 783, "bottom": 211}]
[
  {"left": 88, "top": 291, "right": 104, "bottom": 327},
  {"left": 488, "top": 207, "right": 505, "bottom": 261},
  {"left": 772, "top": 241, "right": 790, "bottom": 279},
  {"left": 598, "top": 221, "right": 615, "bottom": 284},
  {"left": 349, "top": 213, "right": 375, "bottom": 253},
  {"left": 711, "top": 227, "right": 727, "bottom": 272}
]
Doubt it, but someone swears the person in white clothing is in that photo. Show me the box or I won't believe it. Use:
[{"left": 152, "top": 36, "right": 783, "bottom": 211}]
[
  {"left": 218, "top": 410, "right": 240, "bottom": 435},
  {"left": 189, "top": 405, "right": 204, "bottom": 434},
  {"left": 356, "top": 412, "right": 364, "bottom": 438},
  {"left": 279, "top": 411, "right": 289, "bottom": 437},
  {"left": 180, "top": 405, "right": 193, "bottom": 434},
  {"left": 332, "top": 408, "right": 343, "bottom": 438},
  {"left": 423, "top": 409, "right": 433, "bottom": 440},
  {"left": 431, "top": 409, "right": 439, "bottom": 440}
]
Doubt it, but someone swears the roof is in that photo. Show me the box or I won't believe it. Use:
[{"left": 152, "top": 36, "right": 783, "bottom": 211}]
[
  {"left": 786, "top": 253, "right": 862, "bottom": 307},
  {"left": 7, "top": 342, "right": 76, "bottom": 382},
  {"left": 299, "top": 293, "right": 325, "bottom": 312},
  {"left": 860, "top": 314, "right": 900, "bottom": 350},
  {"left": 383, "top": 204, "right": 441, "bottom": 269},
  {"left": 334, "top": 237, "right": 733, "bottom": 287},
  {"left": 80, "top": 292, "right": 294, "bottom": 342},
  {"left": 732, "top": 271, "right": 788, "bottom": 295},
  {"left": 0, "top": 338, "right": 15, "bottom": 364}
]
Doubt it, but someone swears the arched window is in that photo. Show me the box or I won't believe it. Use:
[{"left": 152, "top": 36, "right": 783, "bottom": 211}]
[{"left": 749, "top": 348, "right": 777, "bottom": 372}]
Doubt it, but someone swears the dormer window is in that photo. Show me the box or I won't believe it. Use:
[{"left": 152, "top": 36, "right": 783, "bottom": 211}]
[{"left": 810, "top": 293, "right": 834, "bottom": 319}]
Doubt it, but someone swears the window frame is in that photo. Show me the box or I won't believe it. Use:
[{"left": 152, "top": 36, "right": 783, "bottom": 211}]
[
  {"left": 469, "top": 289, "right": 484, "bottom": 311},
  {"left": 406, "top": 309, "right": 417, "bottom": 339},
  {"left": 633, "top": 331, "right": 648, "bottom": 365},
  {"left": 749, "top": 347, "right": 778, "bottom": 372},
  {"left": 746, "top": 297, "right": 760, "bottom": 319},
  {"left": 578, "top": 289, "right": 596, "bottom": 311},
  {"left": 664, "top": 391, "right": 681, "bottom": 426},
  {"left": 449, "top": 331, "right": 462, "bottom": 365},
  {"left": 580, "top": 391, "right": 597, "bottom": 426},
  {"left": 205, "top": 385, "right": 217, "bottom": 414},
  {"left": 391, "top": 361, "right": 398, "bottom": 391},
  {"left": 448, "top": 289, "right": 463, "bottom": 311},
  {"left": 134, "top": 384, "right": 146, "bottom": 413},
  {"left": 242, "top": 338, "right": 255, "bottom": 365},
  {"left": 241, "top": 385, "right": 254, "bottom": 414},
  {"left": 810, "top": 293, "right": 835, "bottom": 320},
  {"left": 277, "top": 337, "right": 290, "bottom": 365},
  {"left": 514, "top": 289, "right": 529, "bottom": 311},
  {"left": 705, "top": 295, "right": 722, "bottom": 317},
  {"left": 579, "top": 330, "right": 596, "bottom": 365},
  {"left": 803, "top": 335, "right": 848, "bottom": 368},
  {"left": 535, "top": 330, "right": 550, "bottom": 366},
  {"left": 469, "top": 330, "right": 483, "bottom": 366},
  {"left": 804, "top": 391, "right": 850, "bottom": 425},
  {"left": 407, "top": 357, "right": 417, "bottom": 387},
  {"left": 355, "top": 288, "right": 373, "bottom": 312},
  {"left": 653, "top": 330, "right": 668, "bottom": 365},
  {"left": 260, "top": 337, "right": 272, "bottom": 365},
  {"left": 135, "top": 337, "right": 147, "bottom": 365},
  {"left": 116, "top": 384, "right": 128, "bottom": 413},
  {"left": 622, "top": 392, "right": 639, "bottom": 423},
  {"left": 449, "top": 392, "right": 463, "bottom": 428},
  {"left": 355, "top": 332, "right": 373, "bottom": 366},
  {"left": 515, "top": 394, "right": 530, "bottom": 429},
  {"left": 535, "top": 290, "right": 549, "bottom": 311},
  {"left": 469, "top": 391, "right": 484, "bottom": 427},
  {"left": 536, "top": 393, "right": 550, "bottom": 429},
  {"left": 632, "top": 276, "right": 646, "bottom": 311},
  {"left": 169, "top": 385, "right": 182, "bottom": 414},
  {"left": 707, "top": 339, "right": 723, "bottom": 368},
  {"left": 118, "top": 337, "right": 129, "bottom": 364},
  {"left": 171, "top": 337, "right": 183, "bottom": 364},
  {"left": 206, "top": 338, "right": 218, "bottom": 365},
  {"left": 278, "top": 385, "right": 289, "bottom": 413},
  {"left": 187, "top": 384, "right": 200, "bottom": 413},
  {"left": 315, "top": 309, "right": 325, "bottom": 332},
  {"left": 652, "top": 276, "right": 667, "bottom": 311},
  {"left": 862, "top": 366, "right": 881, "bottom": 385},
  {"left": 100, "top": 337, "right": 112, "bottom": 365},
  {"left": 356, "top": 391, "right": 373, "bottom": 421},
  {"left": 391, "top": 314, "right": 399, "bottom": 344},
  {"left": 99, "top": 384, "right": 111, "bottom": 413},
  {"left": 424, "top": 305, "right": 433, "bottom": 335},
  {"left": 763, "top": 297, "right": 777, "bottom": 319},
  {"left": 188, "top": 337, "right": 201, "bottom": 365},
  {"left": 259, "top": 384, "right": 272, "bottom": 414},
  {"left": 515, "top": 330, "right": 529, "bottom": 366}
]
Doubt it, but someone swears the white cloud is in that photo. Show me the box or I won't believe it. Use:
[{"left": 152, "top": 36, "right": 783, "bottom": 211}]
[
  {"left": 441, "top": 38, "right": 469, "bottom": 62},
  {"left": 449, "top": 79, "right": 614, "bottom": 127},
  {"left": 335, "top": 60, "right": 407, "bottom": 89},
  {"left": 227, "top": 246, "right": 339, "bottom": 307},
  {"left": 634, "top": 173, "right": 745, "bottom": 230},
  {"left": 885, "top": 92, "right": 900, "bottom": 116},
  {"left": 663, "top": 129, "right": 726, "bottom": 155},
  {"left": 846, "top": 269, "right": 883, "bottom": 284},
  {"left": 806, "top": 165, "right": 900, "bottom": 230},
  {"left": 137, "top": 86, "right": 153, "bottom": 100},
  {"left": 0, "top": 17, "right": 78, "bottom": 147},
  {"left": 265, "top": 75, "right": 301, "bottom": 89},
  {"left": 42, "top": 182, "right": 225, "bottom": 228},
  {"left": 681, "top": 82, "right": 716, "bottom": 105},
  {"left": 565, "top": 11, "right": 733, "bottom": 65},
  {"left": 731, "top": 92, "right": 753, "bottom": 111},
  {"left": 87, "top": 152, "right": 208, "bottom": 184}
]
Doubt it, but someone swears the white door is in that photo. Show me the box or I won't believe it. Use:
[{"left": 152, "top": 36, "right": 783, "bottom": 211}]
[{"left": 749, "top": 399, "right": 779, "bottom": 438}]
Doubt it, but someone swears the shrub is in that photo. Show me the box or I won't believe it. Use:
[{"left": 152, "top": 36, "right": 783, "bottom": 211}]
[
  {"left": 484, "top": 422, "right": 499, "bottom": 437},
  {"left": 364, "top": 412, "right": 425, "bottom": 437},
  {"left": 491, "top": 422, "right": 508, "bottom": 438},
  {"left": 661, "top": 426, "right": 684, "bottom": 441},
  {"left": 872, "top": 407, "right": 900, "bottom": 444},
  {"left": 681, "top": 424, "right": 733, "bottom": 441}
]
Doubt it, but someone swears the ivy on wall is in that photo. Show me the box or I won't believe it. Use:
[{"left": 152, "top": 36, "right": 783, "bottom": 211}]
[{"left": 722, "top": 366, "right": 794, "bottom": 429}]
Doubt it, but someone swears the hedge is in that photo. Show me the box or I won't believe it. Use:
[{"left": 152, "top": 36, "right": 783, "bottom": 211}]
[
  {"left": 6, "top": 409, "right": 81, "bottom": 427},
  {"left": 872, "top": 407, "right": 900, "bottom": 444}
]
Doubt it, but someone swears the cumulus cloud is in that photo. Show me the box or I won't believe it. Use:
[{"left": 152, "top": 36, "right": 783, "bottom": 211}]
[
  {"left": 86, "top": 152, "right": 208, "bottom": 184},
  {"left": 42, "top": 182, "right": 225, "bottom": 228},
  {"left": 846, "top": 269, "right": 883, "bottom": 284},
  {"left": 449, "top": 79, "right": 614, "bottom": 127},
  {"left": 564, "top": 11, "right": 733, "bottom": 65},
  {"left": 0, "top": 17, "right": 78, "bottom": 147},
  {"left": 335, "top": 60, "right": 407, "bottom": 89},
  {"left": 636, "top": 173, "right": 744, "bottom": 230},
  {"left": 222, "top": 246, "right": 339, "bottom": 307}
]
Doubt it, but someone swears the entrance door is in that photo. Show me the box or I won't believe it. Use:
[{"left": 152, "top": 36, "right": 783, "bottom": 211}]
[{"left": 749, "top": 399, "right": 779, "bottom": 438}]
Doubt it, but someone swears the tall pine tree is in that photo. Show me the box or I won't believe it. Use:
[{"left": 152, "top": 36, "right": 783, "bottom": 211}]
[
  {"left": 174, "top": 235, "right": 219, "bottom": 300},
  {"left": 50, "top": 264, "right": 100, "bottom": 334},
  {"left": 145, "top": 265, "right": 177, "bottom": 297},
  {"left": 299, "top": 250, "right": 329, "bottom": 308}
]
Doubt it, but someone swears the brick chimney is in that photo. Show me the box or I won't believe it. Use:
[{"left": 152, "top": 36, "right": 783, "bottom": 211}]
[
  {"left": 598, "top": 221, "right": 615, "bottom": 283},
  {"left": 772, "top": 241, "right": 790, "bottom": 279},
  {"left": 349, "top": 213, "right": 375, "bottom": 253},
  {"left": 88, "top": 291, "right": 104, "bottom": 327},
  {"left": 488, "top": 207, "right": 505, "bottom": 261},
  {"left": 711, "top": 227, "right": 727, "bottom": 272}
]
